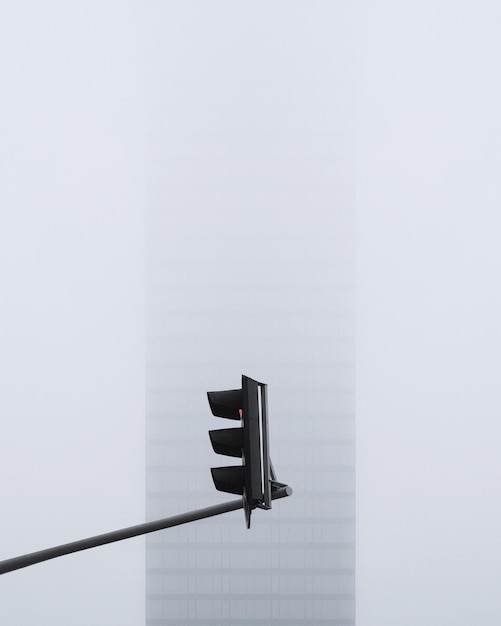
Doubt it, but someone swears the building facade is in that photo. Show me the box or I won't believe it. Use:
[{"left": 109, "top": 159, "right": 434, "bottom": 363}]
[{"left": 144, "top": 4, "right": 355, "bottom": 623}]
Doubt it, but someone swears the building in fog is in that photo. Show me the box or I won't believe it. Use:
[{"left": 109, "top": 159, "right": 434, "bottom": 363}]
[{"left": 144, "top": 4, "right": 355, "bottom": 624}]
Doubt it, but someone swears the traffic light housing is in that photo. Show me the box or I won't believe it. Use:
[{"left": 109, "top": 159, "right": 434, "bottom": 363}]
[{"left": 208, "top": 375, "right": 281, "bottom": 528}]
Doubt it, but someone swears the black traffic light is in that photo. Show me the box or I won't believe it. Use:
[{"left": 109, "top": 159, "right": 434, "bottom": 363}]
[{"left": 208, "top": 375, "right": 288, "bottom": 528}]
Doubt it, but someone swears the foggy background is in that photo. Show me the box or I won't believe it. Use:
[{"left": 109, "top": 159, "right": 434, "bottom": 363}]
[
  {"left": 357, "top": 2, "right": 501, "bottom": 625},
  {"left": 0, "top": 2, "right": 145, "bottom": 624},
  {"left": 1, "top": 2, "right": 501, "bottom": 625}
]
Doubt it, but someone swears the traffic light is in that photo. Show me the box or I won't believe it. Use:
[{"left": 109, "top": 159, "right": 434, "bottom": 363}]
[{"left": 208, "top": 375, "right": 288, "bottom": 528}]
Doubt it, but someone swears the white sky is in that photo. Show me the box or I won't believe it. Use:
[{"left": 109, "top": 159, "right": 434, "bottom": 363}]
[
  {"left": 1, "top": 2, "right": 501, "bottom": 625},
  {"left": 0, "top": 2, "right": 145, "bottom": 624},
  {"left": 357, "top": 2, "right": 501, "bottom": 624}
]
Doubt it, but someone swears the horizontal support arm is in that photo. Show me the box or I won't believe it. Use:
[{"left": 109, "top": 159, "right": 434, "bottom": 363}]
[{"left": 0, "top": 486, "right": 291, "bottom": 575}]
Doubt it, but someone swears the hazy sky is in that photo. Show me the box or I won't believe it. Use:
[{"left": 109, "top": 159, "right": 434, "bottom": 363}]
[
  {"left": 0, "top": 2, "right": 145, "bottom": 624},
  {"left": 357, "top": 2, "right": 501, "bottom": 624},
  {"left": 1, "top": 2, "right": 501, "bottom": 625}
]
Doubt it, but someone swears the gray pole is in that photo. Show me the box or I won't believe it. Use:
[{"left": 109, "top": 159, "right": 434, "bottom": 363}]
[{"left": 0, "top": 486, "right": 291, "bottom": 575}]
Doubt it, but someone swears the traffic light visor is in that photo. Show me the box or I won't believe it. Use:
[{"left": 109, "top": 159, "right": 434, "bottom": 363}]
[
  {"left": 211, "top": 466, "right": 245, "bottom": 495},
  {"left": 209, "top": 427, "right": 244, "bottom": 457},
  {"left": 207, "top": 389, "right": 243, "bottom": 419}
]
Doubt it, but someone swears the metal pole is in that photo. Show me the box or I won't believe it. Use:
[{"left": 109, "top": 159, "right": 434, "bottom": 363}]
[{"left": 0, "top": 486, "right": 291, "bottom": 575}]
